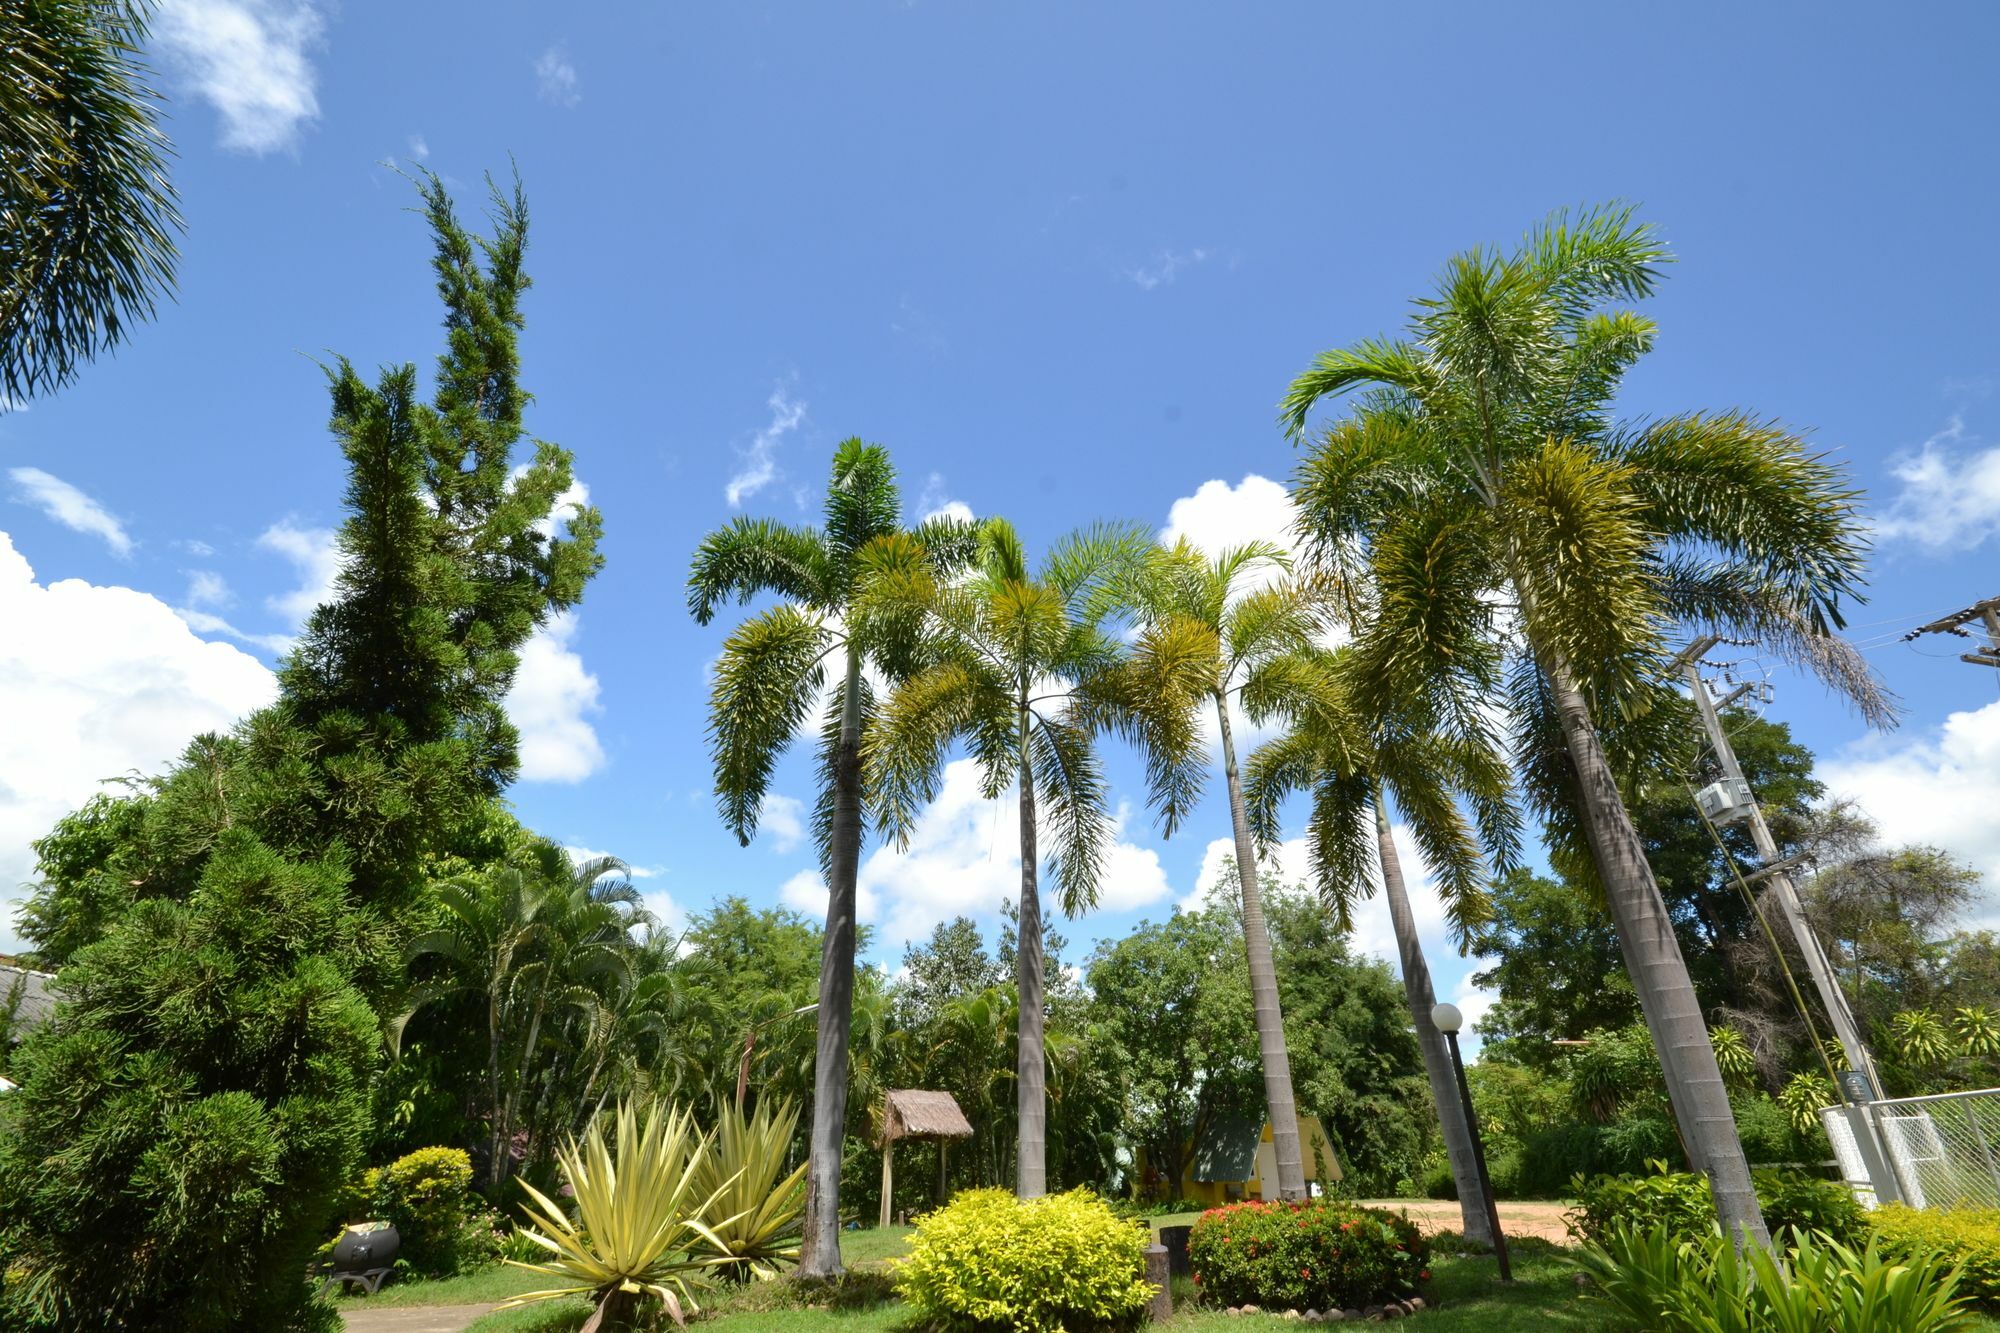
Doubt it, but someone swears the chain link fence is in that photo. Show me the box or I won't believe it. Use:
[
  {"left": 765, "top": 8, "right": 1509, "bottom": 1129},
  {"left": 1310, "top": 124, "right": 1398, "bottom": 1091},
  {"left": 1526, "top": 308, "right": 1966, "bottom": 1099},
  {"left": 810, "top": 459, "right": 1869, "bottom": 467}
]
[{"left": 1822, "top": 1088, "right": 2000, "bottom": 1210}]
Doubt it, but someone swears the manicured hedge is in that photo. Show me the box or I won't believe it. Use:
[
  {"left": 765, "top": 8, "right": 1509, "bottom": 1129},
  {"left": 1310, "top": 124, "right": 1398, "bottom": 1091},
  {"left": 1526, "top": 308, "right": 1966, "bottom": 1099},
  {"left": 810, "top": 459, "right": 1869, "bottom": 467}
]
[
  {"left": 1188, "top": 1199, "right": 1427, "bottom": 1313},
  {"left": 896, "top": 1188, "right": 1154, "bottom": 1333},
  {"left": 1870, "top": 1204, "right": 2000, "bottom": 1305}
]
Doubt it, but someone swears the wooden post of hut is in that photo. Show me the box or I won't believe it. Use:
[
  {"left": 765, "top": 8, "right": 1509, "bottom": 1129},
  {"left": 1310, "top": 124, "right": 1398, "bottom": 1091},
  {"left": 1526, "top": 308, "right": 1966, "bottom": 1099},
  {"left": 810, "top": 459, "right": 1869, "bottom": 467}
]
[{"left": 879, "top": 1090, "right": 973, "bottom": 1227}]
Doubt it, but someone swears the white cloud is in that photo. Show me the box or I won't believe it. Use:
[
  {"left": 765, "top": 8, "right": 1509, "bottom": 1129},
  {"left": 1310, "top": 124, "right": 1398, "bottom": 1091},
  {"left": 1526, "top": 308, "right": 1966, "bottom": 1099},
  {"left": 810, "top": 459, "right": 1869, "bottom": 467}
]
[
  {"left": 725, "top": 387, "right": 807, "bottom": 508},
  {"left": 178, "top": 539, "right": 216, "bottom": 557},
  {"left": 1450, "top": 970, "right": 1501, "bottom": 1038},
  {"left": 7, "top": 468, "right": 133, "bottom": 556},
  {"left": 256, "top": 521, "right": 341, "bottom": 626},
  {"left": 0, "top": 532, "right": 278, "bottom": 950},
  {"left": 185, "top": 570, "right": 231, "bottom": 608},
  {"left": 1822, "top": 698, "right": 2000, "bottom": 892},
  {"left": 1097, "top": 803, "right": 1173, "bottom": 911},
  {"left": 824, "top": 760, "right": 1173, "bottom": 950},
  {"left": 915, "top": 472, "right": 974, "bottom": 524},
  {"left": 1161, "top": 474, "right": 1298, "bottom": 562},
  {"left": 173, "top": 607, "right": 293, "bottom": 656},
  {"left": 535, "top": 43, "right": 581, "bottom": 107},
  {"left": 507, "top": 611, "right": 606, "bottom": 783},
  {"left": 0, "top": 395, "right": 29, "bottom": 414},
  {"left": 1127, "top": 248, "right": 1209, "bottom": 291},
  {"left": 563, "top": 845, "right": 662, "bottom": 879},
  {"left": 154, "top": 0, "right": 323, "bottom": 153},
  {"left": 407, "top": 134, "right": 430, "bottom": 160},
  {"left": 1184, "top": 820, "right": 1454, "bottom": 967},
  {"left": 1873, "top": 416, "right": 2000, "bottom": 553},
  {"left": 759, "top": 794, "right": 808, "bottom": 854}
]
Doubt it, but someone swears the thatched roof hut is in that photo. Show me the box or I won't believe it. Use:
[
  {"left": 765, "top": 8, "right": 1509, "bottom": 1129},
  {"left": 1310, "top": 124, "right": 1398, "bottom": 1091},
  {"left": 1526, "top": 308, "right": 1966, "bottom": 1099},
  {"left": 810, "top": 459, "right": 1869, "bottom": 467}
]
[
  {"left": 877, "top": 1090, "right": 973, "bottom": 1226},
  {"left": 882, "top": 1089, "right": 973, "bottom": 1145}
]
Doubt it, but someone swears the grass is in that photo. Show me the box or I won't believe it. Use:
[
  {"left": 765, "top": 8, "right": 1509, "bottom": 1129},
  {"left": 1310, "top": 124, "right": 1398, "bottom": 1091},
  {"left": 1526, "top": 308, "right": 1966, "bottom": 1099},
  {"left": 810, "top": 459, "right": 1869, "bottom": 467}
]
[{"left": 361, "top": 1216, "right": 2000, "bottom": 1333}]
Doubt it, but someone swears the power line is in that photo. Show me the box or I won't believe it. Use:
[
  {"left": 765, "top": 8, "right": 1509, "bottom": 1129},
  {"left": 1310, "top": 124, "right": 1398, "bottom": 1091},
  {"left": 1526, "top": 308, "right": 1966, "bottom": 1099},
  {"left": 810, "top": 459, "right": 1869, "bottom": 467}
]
[{"left": 1901, "top": 595, "right": 2000, "bottom": 670}]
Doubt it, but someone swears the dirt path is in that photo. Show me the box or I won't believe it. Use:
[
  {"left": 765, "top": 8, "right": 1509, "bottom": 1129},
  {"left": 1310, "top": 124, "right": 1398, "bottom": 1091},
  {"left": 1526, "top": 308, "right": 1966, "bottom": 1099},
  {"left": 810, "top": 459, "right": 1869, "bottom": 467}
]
[
  {"left": 339, "top": 1305, "right": 497, "bottom": 1333},
  {"left": 1356, "top": 1198, "right": 1575, "bottom": 1243}
]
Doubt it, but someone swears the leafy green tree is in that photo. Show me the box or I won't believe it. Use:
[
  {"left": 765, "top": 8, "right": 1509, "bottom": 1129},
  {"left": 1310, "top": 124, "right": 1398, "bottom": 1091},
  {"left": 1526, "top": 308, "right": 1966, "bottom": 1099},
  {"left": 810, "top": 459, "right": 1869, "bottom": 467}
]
[
  {"left": 1281, "top": 207, "right": 1885, "bottom": 1246},
  {"left": 688, "top": 440, "right": 973, "bottom": 1277},
  {"left": 1118, "top": 539, "right": 1318, "bottom": 1199},
  {"left": 1260, "top": 884, "right": 1430, "bottom": 1197},
  {"left": 0, "top": 172, "right": 598, "bottom": 1330},
  {"left": 1242, "top": 645, "right": 1513, "bottom": 1243},
  {"left": 1, "top": 0, "right": 180, "bottom": 401},
  {"left": 896, "top": 917, "right": 1004, "bottom": 1027},
  {"left": 863, "top": 518, "right": 1164, "bottom": 1197},
  {"left": 1471, "top": 869, "right": 1639, "bottom": 1061},
  {"left": 1084, "top": 908, "right": 1258, "bottom": 1197}
]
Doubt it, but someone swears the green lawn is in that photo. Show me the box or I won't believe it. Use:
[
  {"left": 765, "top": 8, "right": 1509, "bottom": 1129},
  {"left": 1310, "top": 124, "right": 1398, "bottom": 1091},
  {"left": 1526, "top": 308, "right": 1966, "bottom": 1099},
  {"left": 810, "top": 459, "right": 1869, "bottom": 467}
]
[{"left": 332, "top": 1221, "right": 2000, "bottom": 1332}]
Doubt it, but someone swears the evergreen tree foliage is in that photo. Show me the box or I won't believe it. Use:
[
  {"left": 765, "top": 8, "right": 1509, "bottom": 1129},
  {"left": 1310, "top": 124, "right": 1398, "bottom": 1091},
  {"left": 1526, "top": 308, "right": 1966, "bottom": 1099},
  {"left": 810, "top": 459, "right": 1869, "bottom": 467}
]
[{"left": 0, "top": 172, "right": 600, "bottom": 1331}]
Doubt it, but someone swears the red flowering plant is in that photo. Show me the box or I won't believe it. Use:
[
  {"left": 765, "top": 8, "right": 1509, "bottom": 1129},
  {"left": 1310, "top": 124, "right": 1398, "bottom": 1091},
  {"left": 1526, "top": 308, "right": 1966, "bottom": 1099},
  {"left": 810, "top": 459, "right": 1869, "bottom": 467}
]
[{"left": 1187, "top": 1199, "right": 1428, "bottom": 1311}]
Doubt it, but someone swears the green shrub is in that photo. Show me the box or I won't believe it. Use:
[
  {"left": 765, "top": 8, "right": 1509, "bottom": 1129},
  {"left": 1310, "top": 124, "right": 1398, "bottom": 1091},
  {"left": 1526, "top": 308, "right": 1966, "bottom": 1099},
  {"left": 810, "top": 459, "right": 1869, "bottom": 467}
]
[
  {"left": 1870, "top": 1204, "right": 2000, "bottom": 1305},
  {"left": 1574, "top": 1221, "right": 1973, "bottom": 1332},
  {"left": 379, "top": 1146, "right": 475, "bottom": 1275},
  {"left": 1753, "top": 1169, "right": 1864, "bottom": 1246},
  {"left": 1187, "top": 1199, "right": 1428, "bottom": 1313},
  {"left": 1568, "top": 1161, "right": 1864, "bottom": 1249},
  {"left": 896, "top": 1188, "right": 1154, "bottom": 1332},
  {"left": 1566, "top": 1165, "right": 1714, "bottom": 1246}
]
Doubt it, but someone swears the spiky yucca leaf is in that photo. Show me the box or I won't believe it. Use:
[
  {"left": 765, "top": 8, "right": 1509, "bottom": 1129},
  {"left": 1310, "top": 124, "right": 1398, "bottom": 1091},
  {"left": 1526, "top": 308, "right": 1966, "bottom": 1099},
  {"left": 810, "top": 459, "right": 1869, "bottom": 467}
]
[
  {"left": 690, "top": 1099, "right": 808, "bottom": 1279},
  {"left": 498, "top": 1099, "right": 744, "bottom": 1331}
]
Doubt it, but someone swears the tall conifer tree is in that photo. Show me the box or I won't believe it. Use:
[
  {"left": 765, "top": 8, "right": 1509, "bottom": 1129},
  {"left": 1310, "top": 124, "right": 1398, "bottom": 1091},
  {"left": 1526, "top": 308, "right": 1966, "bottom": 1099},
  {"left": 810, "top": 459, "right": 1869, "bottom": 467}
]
[{"left": 0, "top": 172, "right": 600, "bottom": 1331}]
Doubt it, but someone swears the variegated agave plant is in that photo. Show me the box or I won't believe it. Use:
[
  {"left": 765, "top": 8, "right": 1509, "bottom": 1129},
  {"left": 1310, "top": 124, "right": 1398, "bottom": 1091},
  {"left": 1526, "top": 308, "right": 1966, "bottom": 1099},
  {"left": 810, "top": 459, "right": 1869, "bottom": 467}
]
[
  {"left": 497, "top": 1099, "right": 744, "bottom": 1331},
  {"left": 690, "top": 1098, "right": 808, "bottom": 1280}
]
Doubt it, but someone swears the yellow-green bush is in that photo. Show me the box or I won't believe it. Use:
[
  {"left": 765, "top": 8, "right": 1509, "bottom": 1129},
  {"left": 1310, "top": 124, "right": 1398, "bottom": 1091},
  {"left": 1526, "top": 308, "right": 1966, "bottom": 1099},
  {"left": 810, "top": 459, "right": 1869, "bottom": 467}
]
[
  {"left": 379, "top": 1146, "right": 475, "bottom": 1275},
  {"left": 1870, "top": 1203, "right": 2000, "bottom": 1304},
  {"left": 895, "top": 1188, "right": 1154, "bottom": 1332}
]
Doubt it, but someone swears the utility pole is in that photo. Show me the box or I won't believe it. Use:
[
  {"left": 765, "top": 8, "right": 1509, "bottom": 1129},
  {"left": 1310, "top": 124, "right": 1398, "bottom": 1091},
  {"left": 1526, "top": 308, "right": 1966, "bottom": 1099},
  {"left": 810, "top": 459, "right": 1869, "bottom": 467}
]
[
  {"left": 1902, "top": 595, "right": 2000, "bottom": 669},
  {"left": 1681, "top": 641, "right": 1881, "bottom": 1093},
  {"left": 1677, "top": 638, "right": 1910, "bottom": 1205}
]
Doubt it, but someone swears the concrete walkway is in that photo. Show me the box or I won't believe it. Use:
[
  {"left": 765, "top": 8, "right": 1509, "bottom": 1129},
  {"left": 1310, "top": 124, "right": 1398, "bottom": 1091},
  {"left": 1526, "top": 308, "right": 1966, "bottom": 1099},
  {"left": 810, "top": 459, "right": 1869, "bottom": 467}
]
[{"left": 339, "top": 1304, "right": 497, "bottom": 1333}]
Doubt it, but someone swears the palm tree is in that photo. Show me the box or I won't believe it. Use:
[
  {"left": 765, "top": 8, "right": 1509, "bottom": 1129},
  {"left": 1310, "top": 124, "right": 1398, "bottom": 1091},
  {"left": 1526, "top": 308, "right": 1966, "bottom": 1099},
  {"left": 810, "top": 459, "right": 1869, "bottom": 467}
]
[
  {"left": 1279, "top": 206, "right": 1888, "bottom": 1246},
  {"left": 1243, "top": 646, "right": 1516, "bottom": 1245},
  {"left": 688, "top": 441, "right": 976, "bottom": 1275},
  {"left": 862, "top": 518, "right": 1162, "bottom": 1197},
  {"left": 2, "top": 0, "right": 180, "bottom": 401},
  {"left": 405, "top": 848, "right": 642, "bottom": 1191},
  {"left": 1117, "top": 538, "right": 1318, "bottom": 1199},
  {"left": 404, "top": 861, "right": 559, "bottom": 1191}
]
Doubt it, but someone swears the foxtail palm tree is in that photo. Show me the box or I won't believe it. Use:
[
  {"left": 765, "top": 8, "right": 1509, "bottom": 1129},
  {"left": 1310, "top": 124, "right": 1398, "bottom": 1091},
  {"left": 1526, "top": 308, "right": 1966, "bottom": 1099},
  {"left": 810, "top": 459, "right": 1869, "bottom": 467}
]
[
  {"left": 2, "top": 0, "right": 180, "bottom": 400},
  {"left": 1117, "top": 538, "right": 1318, "bottom": 1199},
  {"left": 1280, "top": 206, "right": 1889, "bottom": 1246},
  {"left": 1243, "top": 646, "right": 1517, "bottom": 1244},
  {"left": 862, "top": 518, "right": 1163, "bottom": 1196},
  {"left": 688, "top": 441, "right": 976, "bottom": 1275}
]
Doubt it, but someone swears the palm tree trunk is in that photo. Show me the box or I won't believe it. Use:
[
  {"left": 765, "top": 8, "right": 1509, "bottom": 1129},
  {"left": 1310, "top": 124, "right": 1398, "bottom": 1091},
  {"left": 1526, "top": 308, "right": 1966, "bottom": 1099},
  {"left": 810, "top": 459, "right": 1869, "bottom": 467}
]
[
  {"left": 1544, "top": 660, "right": 1770, "bottom": 1248},
  {"left": 487, "top": 989, "right": 508, "bottom": 1192},
  {"left": 1373, "top": 800, "right": 1493, "bottom": 1246},
  {"left": 1016, "top": 699, "right": 1048, "bottom": 1198},
  {"left": 1215, "top": 695, "right": 1307, "bottom": 1201},
  {"left": 799, "top": 647, "right": 864, "bottom": 1278}
]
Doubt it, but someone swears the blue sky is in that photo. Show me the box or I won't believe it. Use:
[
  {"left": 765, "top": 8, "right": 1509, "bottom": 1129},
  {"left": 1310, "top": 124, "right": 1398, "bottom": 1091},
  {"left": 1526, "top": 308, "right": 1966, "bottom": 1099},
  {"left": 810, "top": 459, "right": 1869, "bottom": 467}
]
[{"left": 4, "top": 2, "right": 1999, "bottom": 1042}]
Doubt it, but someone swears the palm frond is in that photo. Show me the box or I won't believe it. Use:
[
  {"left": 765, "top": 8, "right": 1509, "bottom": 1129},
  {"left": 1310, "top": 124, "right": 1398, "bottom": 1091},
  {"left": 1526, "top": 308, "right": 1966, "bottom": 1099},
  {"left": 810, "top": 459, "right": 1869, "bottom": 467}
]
[
  {"left": 687, "top": 519, "right": 835, "bottom": 624},
  {"left": 823, "top": 438, "right": 903, "bottom": 564},
  {"left": 707, "top": 606, "right": 833, "bottom": 843},
  {"left": 1029, "top": 712, "right": 1112, "bottom": 916},
  {"left": 1280, "top": 338, "right": 1434, "bottom": 440}
]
